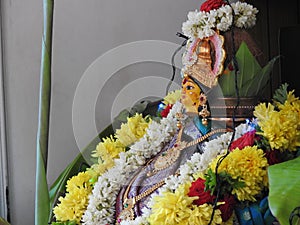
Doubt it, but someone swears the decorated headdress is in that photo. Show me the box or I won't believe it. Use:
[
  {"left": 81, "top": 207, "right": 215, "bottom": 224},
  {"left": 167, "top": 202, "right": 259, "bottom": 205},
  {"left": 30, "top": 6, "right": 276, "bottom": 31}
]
[{"left": 181, "top": 0, "right": 260, "bottom": 89}]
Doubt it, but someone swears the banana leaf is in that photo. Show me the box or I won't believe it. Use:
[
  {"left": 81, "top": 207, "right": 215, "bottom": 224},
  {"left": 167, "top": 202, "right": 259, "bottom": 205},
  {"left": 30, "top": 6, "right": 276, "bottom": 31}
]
[
  {"left": 268, "top": 156, "right": 300, "bottom": 225},
  {"left": 48, "top": 99, "right": 161, "bottom": 222},
  {"left": 243, "top": 56, "right": 280, "bottom": 97},
  {"left": 48, "top": 124, "right": 113, "bottom": 223},
  {"left": 35, "top": 0, "right": 54, "bottom": 224},
  {"left": 218, "top": 42, "right": 277, "bottom": 97}
]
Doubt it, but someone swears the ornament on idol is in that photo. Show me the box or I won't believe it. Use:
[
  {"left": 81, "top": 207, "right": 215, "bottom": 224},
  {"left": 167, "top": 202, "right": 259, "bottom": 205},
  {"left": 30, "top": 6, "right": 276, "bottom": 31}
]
[
  {"left": 198, "top": 95, "right": 210, "bottom": 126},
  {"left": 183, "top": 32, "right": 226, "bottom": 88}
]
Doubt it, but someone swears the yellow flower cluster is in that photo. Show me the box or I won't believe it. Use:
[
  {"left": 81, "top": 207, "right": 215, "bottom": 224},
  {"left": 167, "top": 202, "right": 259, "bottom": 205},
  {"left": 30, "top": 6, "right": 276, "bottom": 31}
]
[
  {"left": 91, "top": 136, "right": 125, "bottom": 175},
  {"left": 162, "top": 89, "right": 181, "bottom": 105},
  {"left": 148, "top": 184, "right": 223, "bottom": 225},
  {"left": 210, "top": 146, "right": 269, "bottom": 202},
  {"left": 53, "top": 172, "right": 93, "bottom": 224},
  {"left": 254, "top": 91, "right": 300, "bottom": 151},
  {"left": 115, "top": 113, "right": 151, "bottom": 146},
  {"left": 54, "top": 113, "right": 151, "bottom": 224},
  {"left": 91, "top": 113, "right": 151, "bottom": 175}
]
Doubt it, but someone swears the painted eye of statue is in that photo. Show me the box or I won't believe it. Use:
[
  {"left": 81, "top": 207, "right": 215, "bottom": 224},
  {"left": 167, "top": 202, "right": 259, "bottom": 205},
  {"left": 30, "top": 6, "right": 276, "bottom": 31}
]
[{"left": 186, "top": 85, "right": 194, "bottom": 90}]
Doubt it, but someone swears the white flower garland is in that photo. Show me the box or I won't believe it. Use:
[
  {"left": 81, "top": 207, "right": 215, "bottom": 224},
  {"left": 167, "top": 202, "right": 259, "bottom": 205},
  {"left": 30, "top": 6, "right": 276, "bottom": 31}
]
[
  {"left": 120, "top": 123, "right": 251, "bottom": 225},
  {"left": 82, "top": 102, "right": 185, "bottom": 225},
  {"left": 182, "top": 2, "right": 258, "bottom": 40}
]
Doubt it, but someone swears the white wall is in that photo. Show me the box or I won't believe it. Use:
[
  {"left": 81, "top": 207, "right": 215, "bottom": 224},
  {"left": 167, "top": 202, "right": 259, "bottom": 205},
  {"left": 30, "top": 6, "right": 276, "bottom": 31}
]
[{"left": 1, "top": 0, "right": 203, "bottom": 224}]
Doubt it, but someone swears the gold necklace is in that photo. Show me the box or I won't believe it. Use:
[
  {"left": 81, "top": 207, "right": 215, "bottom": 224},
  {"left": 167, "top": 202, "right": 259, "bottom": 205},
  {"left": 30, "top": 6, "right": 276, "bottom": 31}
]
[
  {"left": 147, "top": 128, "right": 228, "bottom": 177},
  {"left": 116, "top": 128, "right": 228, "bottom": 224}
]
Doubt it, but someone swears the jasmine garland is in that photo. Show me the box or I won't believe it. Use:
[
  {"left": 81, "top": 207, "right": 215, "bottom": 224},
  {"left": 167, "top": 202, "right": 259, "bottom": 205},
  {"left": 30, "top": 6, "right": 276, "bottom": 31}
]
[
  {"left": 182, "top": 1, "right": 258, "bottom": 40},
  {"left": 82, "top": 102, "right": 185, "bottom": 225},
  {"left": 120, "top": 123, "right": 251, "bottom": 225}
]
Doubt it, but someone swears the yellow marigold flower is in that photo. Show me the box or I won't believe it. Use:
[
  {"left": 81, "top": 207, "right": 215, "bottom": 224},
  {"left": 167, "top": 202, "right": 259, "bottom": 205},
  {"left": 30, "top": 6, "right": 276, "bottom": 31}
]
[
  {"left": 209, "top": 146, "right": 268, "bottom": 202},
  {"left": 163, "top": 89, "right": 181, "bottom": 105},
  {"left": 222, "top": 213, "right": 234, "bottom": 225},
  {"left": 148, "top": 184, "right": 196, "bottom": 225},
  {"left": 254, "top": 96, "right": 300, "bottom": 151},
  {"left": 92, "top": 136, "right": 125, "bottom": 160},
  {"left": 148, "top": 182, "right": 223, "bottom": 225},
  {"left": 253, "top": 102, "right": 276, "bottom": 122},
  {"left": 115, "top": 113, "right": 150, "bottom": 146},
  {"left": 187, "top": 204, "right": 223, "bottom": 225},
  {"left": 65, "top": 171, "right": 92, "bottom": 192},
  {"left": 53, "top": 172, "right": 93, "bottom": 224},
  {"left": 91, "top": 157, "right": 115, "bottom": 175}
]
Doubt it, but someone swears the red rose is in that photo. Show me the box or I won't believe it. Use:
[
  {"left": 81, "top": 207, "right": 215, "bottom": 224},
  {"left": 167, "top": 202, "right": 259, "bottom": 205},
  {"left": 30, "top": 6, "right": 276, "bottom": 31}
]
[
  {"left": 229, "top": 130, "right": 256, "bottom": 151},
  {"left": 200, "top": 0, "right": 227, "bottom": 12},
  {"left": 217, "top": 194, "right": 236, "bottom": 222},
  {"left": 265, "top": 150, "right": 284, "bottom": 165},
  {"left": 188, "top": 178, "right": 216, "bottom": 205},
  {"left": 160, "top": 104, "right": 173, "bottom": 118}
]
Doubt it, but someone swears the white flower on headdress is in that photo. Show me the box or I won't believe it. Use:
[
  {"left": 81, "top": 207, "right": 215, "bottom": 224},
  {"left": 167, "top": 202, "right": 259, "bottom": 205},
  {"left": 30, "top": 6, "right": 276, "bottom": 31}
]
[{"left": 182, "top": 1, "right": 258, "bottom": 40}]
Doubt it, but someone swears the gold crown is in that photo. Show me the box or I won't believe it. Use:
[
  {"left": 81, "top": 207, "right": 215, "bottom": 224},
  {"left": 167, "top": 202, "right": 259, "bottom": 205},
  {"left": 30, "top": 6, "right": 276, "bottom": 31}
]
[{"left": 184, "top": 32, "right": 226, "bottom": 88}]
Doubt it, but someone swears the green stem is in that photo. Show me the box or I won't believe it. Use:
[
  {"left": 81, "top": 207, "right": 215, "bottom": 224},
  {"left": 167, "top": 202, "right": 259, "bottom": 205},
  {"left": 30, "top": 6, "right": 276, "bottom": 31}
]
[{"left": 35, "top": 0, "right": 54, "bottom": 224}]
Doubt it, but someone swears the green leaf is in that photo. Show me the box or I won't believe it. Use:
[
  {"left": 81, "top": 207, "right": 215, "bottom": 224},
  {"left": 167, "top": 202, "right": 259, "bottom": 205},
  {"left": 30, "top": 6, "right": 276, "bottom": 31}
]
[
  {"left": 35, "top": 0, "right": 54, "bottom": 224},
  {"left": 218, "top": 67, "right": 236, "bottom": 96},
  {"left": 268, "top": 157, "right": 300, "bottom": 225},
  {"left": 35, "top": 145, "right": 50, "bottom": 225},
  {"left": 273, "top": 83, "right": 289, "bottom": 104},
  {"left": 245, "top": 56, "right": 279, "bottom": 96},
  {"left": 219, "top": 42, "right": 261, "bottom": 97},
  {"left": 218, "top": 42, "right": 278, "bottom": 97},
  {"left": 236, "top": 42, "right": 261, "bottom": 91},
  {"left": 48, "top": 124, "right": 114, "bottom": 222},
  {"left": 48, "top": 100, "right": 161, "bottom": 222},
  {"left": 0, "top": 217, "right": 11, "bottom": 225}
]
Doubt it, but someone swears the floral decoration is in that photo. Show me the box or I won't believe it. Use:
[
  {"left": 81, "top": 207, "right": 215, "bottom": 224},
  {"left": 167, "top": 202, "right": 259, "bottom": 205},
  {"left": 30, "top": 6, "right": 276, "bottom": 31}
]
[
  {"left": 182, "top": 1, "right": 258, "bottom": 40},
  {"left": 121, "top": 84, "right": 300, "bottom": 225},
  {"left": 52, "top": 113, "right": 152, "bottom": 224},
  {"left": 200, "top": 0, "right": 227, "bottom": 12},
  {"left": 81, "top": 102, "right": 185, "bottom": 225},
  {"left": 157, "top": 89, "right": 181, "bottom": 118},
  {"left": 50, "top": 84, "right": 300, "bottom": 225}
]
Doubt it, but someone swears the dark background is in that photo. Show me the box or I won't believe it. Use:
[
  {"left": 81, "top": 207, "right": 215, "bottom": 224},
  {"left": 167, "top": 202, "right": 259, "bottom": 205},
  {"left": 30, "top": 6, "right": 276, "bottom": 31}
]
[{"left": 250, "top": 0, "right": 300, "bottom": 97}]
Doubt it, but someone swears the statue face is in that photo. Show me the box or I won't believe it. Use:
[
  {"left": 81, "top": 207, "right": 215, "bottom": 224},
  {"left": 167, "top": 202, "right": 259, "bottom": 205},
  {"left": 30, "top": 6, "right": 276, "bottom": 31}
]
[{"left": 181, "top": 76, "right": 201, "bottom": 114}]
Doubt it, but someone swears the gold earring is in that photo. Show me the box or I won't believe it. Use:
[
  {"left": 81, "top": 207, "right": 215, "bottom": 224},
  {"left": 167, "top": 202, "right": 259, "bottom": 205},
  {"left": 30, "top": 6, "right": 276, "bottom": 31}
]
[
  {"left": 175, "top": 112, "right": 184, "bottom": 129},
  {"left": 199, "top": 104, "right": 210, "bottom": 126}
]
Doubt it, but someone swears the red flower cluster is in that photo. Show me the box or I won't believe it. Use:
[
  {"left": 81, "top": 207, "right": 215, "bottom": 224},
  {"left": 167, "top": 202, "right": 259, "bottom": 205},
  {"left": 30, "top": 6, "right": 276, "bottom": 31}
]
[
  {"left": 265, "top": 150, "right": 284, "bottom": 165},
  {"left": 200, "top": 0, "right": 227, "bottom": 12},
  {"left": 188, "top": 178, "right": 215, "bottom": 205},
  {"left": 188, "top": 178, "right": 236, "bottom": 222},
  {"left": 229, "top": 130, "right": 257, "bottom": 151},
  {"left": 160, "top": 104, "right": 173, "bottom": 118},
  {"left": 217, "top": 194, "right": 236, "bottom": 221}
]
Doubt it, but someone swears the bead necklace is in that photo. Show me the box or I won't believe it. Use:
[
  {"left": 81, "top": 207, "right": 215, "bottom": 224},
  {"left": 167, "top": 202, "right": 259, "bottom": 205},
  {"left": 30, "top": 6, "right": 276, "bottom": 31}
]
[{"left": 116, "top": 127, "right": 228, "bottom": 224}]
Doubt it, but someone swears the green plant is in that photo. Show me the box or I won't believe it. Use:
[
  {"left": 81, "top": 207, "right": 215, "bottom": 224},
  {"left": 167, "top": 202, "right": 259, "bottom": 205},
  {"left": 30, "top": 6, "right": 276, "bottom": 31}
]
[
  {"left": 218, "top": 42, "right": 279, "bottom": 97},
  {"left": 268, "top": 156, "right": 300, "bottom": 225}
]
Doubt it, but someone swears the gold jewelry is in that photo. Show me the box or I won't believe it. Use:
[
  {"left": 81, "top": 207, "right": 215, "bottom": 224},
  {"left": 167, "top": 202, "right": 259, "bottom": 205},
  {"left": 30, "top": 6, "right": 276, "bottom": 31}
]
[
  {"left": 116, "top": 180, "right": 166, "bottom": 225},
  {"left": 175, "top": 112, "right": 184, "bottom": 129},
  {"left": 199, "top": 104, "right": 210, "bottom": 126},
  {"left": 116, "top": 126, "right": 228, "bottom": 224},
  {"left": 116, "top": 158, "right": 165, "bottom": 225},
  {"left": 147, "top": 128, "right": 227, "bottom": 177}
]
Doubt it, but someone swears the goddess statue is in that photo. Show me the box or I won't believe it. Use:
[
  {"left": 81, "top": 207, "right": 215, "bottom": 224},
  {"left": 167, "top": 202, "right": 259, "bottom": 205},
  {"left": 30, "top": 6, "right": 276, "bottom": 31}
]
[
  {"left": 115, "top": 74, "right": 229, "bottom": 224},
  {"left": 114, "top": 4, "right": 265, "bottom": 224},
  {"left": 81, "top": 1, "right": 264, "bottom": 224}
]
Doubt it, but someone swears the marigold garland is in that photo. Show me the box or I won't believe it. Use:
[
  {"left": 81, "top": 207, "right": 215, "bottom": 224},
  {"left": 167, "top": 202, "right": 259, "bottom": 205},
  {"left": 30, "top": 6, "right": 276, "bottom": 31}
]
[
  {"left": 53, "top": 113, "right": 151, "bottom": 224},
  {"left": 254, "top": 91, "right": 300, "bottom": 151},
  {"left": 53, "top": 172, "right": 94, "bottom": 224}
]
